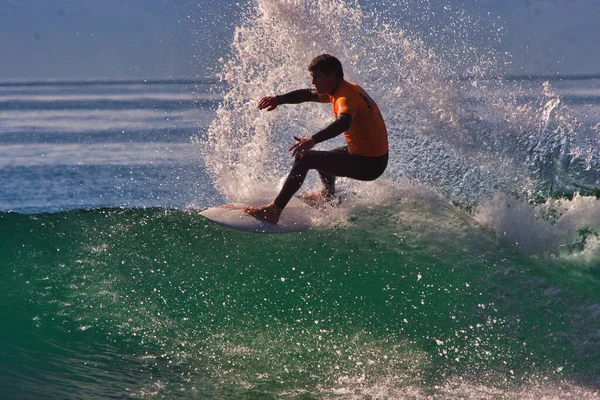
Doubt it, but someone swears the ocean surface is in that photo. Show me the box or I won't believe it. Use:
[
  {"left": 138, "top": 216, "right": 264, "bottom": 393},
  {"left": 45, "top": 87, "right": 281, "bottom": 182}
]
[{"left": 2, "top": 1, "right": 600, "bottom": 399}]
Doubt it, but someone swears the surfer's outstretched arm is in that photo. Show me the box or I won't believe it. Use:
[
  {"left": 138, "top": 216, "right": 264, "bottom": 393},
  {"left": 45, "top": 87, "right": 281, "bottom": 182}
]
[
  {"left": 277, "top": 89, "right": 322, "bottom": 104},
  {"left": 258, "top": 89, "right": 323, "bottom": 111}
]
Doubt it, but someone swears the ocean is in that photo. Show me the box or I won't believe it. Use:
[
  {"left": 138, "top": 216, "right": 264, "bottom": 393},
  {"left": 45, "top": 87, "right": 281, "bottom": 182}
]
[{"left": 2, "top": 1, "right": 600, "bottom": 399}]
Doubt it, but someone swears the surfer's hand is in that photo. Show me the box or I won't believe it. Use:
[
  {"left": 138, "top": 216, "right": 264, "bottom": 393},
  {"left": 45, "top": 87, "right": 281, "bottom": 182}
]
[
  {"left": 289, "top": 136, "right": 315, "bottom": 158},
  {"left": 258, "top": 96, "right": 279, "bottom": 111}
]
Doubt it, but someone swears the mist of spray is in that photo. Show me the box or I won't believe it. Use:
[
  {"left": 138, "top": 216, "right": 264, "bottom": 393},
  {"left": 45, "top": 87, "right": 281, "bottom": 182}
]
[{"left": 198, "top": 0, "right": 600, "bottom": 258}]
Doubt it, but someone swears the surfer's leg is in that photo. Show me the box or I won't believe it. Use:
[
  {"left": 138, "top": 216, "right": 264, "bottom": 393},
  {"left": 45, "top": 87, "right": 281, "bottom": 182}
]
[
  {"left": 316, "top": 147, "right": 345, "bottom": 197},
  {"left": 273, "top": 155, "right": 313, "bottom": 209},
  {"left": 273, "top": 148, "right": 388, "bottom": 209},
  {"left": 273, "top": 147, "right": 354, "bottom": 208},
  {"left": 318, "top": 171, "right": 336, "bottom": 197}
]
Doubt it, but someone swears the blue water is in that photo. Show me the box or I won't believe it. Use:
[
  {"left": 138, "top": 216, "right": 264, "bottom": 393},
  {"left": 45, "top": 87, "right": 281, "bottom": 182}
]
[{"left": 0, "top": 79, "right": 223, "bottom": 213}]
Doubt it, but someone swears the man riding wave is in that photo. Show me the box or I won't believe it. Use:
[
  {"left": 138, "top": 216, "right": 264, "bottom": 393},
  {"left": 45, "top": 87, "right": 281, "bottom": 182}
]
[{"left": 243, "top": 54, "right": 389, "bottom": 223}]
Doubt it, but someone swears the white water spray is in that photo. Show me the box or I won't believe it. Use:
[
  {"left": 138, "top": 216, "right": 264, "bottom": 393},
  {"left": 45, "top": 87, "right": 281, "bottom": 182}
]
[
  {"left": 202, "top": 0, "right": 598, "bottom": 206},
  {"left": 198, "top": 0, "right": 600, "bottom": 259}
]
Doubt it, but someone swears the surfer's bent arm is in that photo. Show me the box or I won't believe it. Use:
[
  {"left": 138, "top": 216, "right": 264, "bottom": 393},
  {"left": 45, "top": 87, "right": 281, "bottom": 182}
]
[
  {"left": 276, "top": 89, "right": 323, "bottom": 105},
  {"left": 311, "top": 113, "right": 352, "bottom": 144}
]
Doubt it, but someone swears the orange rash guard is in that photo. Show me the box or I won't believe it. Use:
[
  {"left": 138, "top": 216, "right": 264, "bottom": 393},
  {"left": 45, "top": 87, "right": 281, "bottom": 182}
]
[{"left": 318, "top": 80, "right": 388, "bottom": 157}]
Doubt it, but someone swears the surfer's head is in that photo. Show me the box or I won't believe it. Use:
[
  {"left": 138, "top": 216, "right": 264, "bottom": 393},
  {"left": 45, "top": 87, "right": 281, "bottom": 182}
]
[{"left": 308, "top": 54, "right": 344, "bottom": 95}]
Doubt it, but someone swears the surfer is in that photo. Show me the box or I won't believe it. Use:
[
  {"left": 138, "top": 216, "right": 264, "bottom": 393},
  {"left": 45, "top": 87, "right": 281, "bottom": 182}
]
[{"left": 243, "top": 54, "right": 389, "bottom": 223}]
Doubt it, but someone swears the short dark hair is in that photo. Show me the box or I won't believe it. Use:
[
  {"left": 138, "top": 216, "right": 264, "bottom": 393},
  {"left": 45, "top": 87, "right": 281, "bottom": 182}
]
[{"left": 308, "top": 54, "right": 344, "bottom": 79}]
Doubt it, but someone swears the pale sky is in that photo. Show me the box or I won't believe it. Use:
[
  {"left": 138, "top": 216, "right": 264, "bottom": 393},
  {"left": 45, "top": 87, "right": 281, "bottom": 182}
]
[
  {"left": 0, "top": 0, "right": 239, "bottom": 79},
  {"left": 1, "top": 0, "right": 599, "bottom": 79}
]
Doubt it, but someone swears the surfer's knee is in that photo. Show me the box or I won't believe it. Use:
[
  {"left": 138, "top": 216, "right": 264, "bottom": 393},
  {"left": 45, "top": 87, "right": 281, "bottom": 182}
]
[{"left": 292, "top": 153, "right": 312, "bottom": 169}]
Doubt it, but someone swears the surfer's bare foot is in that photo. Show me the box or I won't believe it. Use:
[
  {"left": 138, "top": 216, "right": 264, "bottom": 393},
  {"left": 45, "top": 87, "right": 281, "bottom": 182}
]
[
  {"left": 298, "top": 191, "right": 336, "bottom": 208},
  {"left": 242, "top": 203, "right": 282, "bottom": 224}
]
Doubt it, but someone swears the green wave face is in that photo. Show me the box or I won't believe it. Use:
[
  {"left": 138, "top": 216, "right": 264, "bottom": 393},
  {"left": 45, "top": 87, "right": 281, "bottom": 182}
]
[{"left": 2, "top": 199, "right": 599, "bottom": 399}]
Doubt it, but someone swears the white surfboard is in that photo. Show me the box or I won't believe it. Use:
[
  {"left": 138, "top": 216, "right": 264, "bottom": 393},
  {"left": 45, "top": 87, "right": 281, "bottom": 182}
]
[{"left": 199, "top": 197, "right": 314, "bottom": 233}]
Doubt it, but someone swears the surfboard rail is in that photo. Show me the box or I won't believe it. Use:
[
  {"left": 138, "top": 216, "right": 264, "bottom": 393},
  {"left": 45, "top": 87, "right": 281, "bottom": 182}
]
[{"left": 199, "top": 198, "right": 314, "bottom": 233}]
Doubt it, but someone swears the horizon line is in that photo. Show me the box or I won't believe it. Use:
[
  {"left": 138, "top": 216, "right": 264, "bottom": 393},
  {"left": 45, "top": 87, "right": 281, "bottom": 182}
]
[
  {"left": 0, "top": 77, "right": 221, "bottom": 87},
  {"left": 2, "top": 73, "right": 600, "bottom": 87}
]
